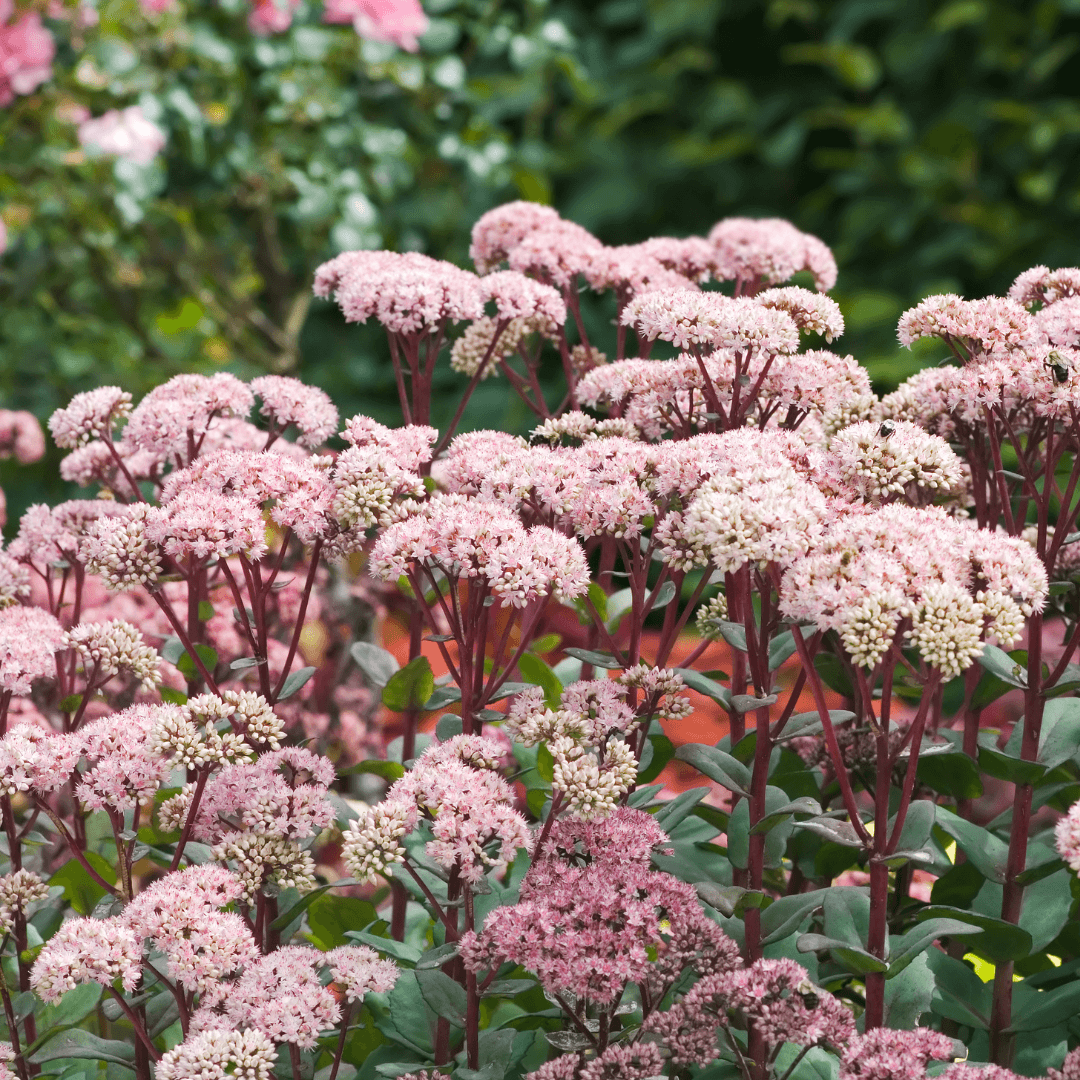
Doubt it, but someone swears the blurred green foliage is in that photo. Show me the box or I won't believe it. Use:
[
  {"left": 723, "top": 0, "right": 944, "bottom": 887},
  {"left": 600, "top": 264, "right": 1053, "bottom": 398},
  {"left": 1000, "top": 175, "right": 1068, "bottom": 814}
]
[{"left": 3, "top": 0, "right": 1080, "bottom": 521}]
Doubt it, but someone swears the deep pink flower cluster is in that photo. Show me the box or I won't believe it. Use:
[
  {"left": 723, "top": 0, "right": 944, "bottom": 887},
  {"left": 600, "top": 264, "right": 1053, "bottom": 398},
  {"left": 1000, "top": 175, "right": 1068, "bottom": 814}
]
[{"left": 459, "top": 808, "right": 739, "bottom": 1004}]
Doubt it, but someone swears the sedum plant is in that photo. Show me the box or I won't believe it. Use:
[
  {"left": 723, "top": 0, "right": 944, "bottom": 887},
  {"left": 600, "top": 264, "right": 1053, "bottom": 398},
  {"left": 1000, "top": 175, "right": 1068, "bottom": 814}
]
[{"left": 5, "top": 202, "right": 1080, "bottom": 1080}]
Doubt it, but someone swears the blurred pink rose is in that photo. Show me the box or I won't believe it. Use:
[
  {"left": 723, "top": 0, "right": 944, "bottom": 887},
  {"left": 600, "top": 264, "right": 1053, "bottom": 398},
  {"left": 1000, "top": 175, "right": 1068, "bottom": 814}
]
[
  {"left": 247, "top": 0, "right": 299, "bottom": 34},
  {"left": 322, "top": 0, "right": 428, "bottom": 51},
  {"left": 0, "top": 0, "right": 56, "bottom": 106},
  {"left": 78, "top": 104, "right": 167, "bottom": 165}
]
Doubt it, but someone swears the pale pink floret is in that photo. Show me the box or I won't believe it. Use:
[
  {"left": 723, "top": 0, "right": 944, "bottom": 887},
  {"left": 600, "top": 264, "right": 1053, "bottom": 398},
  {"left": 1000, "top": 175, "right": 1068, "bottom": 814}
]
[
  {"left": 194, "top": 746, "right": 335, "bottom": 842},
  {"left": 897, "top": 294, "right": 1043, "bottom": 359},
  {"left": 0, "top": 409, "right": 45, "bottom": 463},
  {"left": 940, "top": 1066, "right": 1020, "bottom": 1080},
  {"left": 821, "top": 419, "right": 964, "bottom": 505},
  {"left": 623, "top": 288, "right": 800, "bottom": 355},
  {"left": 1050, "top": 1047, "right": 1080, "bottom": 1080},
  {"left": 1008, "top": 265, "right": 1080, "bottom": 310},
  {"left": 469, "top": 201, "right": 562, "bottom": 274},
  {"left": 8, "top": 499, "right": 124, "bottom": 564},
  {"left": 0, "top": 0, "right": 55, "bottom": 106},
  {"left": 0, "top": 606, "right": 64, "bottom": 695},
  {"left": 322, "top": 0, "right": 428, "bottom": 49},
  {"left": 709, "top": 216, "right": 838, "bottom": 292},
  {"left": 839, "top": 1027, "right": 954, "bottom": 1080},
  {"left": 635, "top": 234, "right": 720, "bottom": 282},
  {"left": 250, "top": 375, "right": 338, "bottom": 447},
  {"left": 581, "top": 244, "right": 700, "bottom": 298},
  {"left": 31, "top": 918, "right": 142, "bottom": 1003},
  {"left": 461, "top": 809, "right": 738, "bottom": 1005},
  {"left": 341, "top": 415, "right": 437, "bottom": 469},
  {"left": 371, "top": 497, "right": 588, "bottom": 605},
  {"left": 78, "top": 106, "right": 167, "bottom": 166}
]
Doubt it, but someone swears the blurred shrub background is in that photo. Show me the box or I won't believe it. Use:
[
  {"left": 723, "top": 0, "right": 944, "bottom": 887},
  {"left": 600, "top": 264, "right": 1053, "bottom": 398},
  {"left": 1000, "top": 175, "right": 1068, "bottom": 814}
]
[{"left": 3, "top": 0, "right": 1080, "bottom": 519}]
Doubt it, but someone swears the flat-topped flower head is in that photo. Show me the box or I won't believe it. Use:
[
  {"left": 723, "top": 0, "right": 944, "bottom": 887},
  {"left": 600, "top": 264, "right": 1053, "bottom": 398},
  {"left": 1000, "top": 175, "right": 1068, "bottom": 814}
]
[
  {"left": 897, "top": 294, "right": 1042, "bottom": 359},
  {"left": 635, "top": 234, "right": 720, "bottom": 282},
  {"left": 582, "top": 244, "right": 699, "bottom": 298},
  {"left": 341, "top": 416, "right": 437, "bottom": 470},
  {"left": 481, "top": 269, "right": 568, "bottom": 324},
  {"left": 1009, "top": 265, "right": 1080, "bottom": 310},
  {"left": 156, "top": 1029, "right": 276, "bottom": 1080},
  {"left": 31, "top": 918, "right": 142, "bottom": 1003},
  {"left": 821, "top": 419, "right": 964, "bottom": 505},
  {"left": 371, "top": 497, "right": 588, "bottom": 605},
  {"left": 124, "top": 373, "right": 255, "bottom": 461},
  {"left": 623, "top": 288, "right": 800, "bottom": 355},
  {"left": 839, "top": 1027, "right": 954, "bottom": 1080},
  {"left": 146, "top": 488, "right": 268, "bottom": 563},
  {"left": 708, "top": 216, "right": 837, "bottom": 293},
  {"left": 220, "top": 945, "right": 339, "bottom": 1047},
  {"left": 1035, "top": 296, "right": 1080, "bottom": 348},
  {"left": 77, "top": 707, "right": 180, "bottom": 811},
  {"left": 163, "top": 448, "right": 336, "bottom": 544},
  {"left": 781, "top": 505, "right": 1048, "bottom": 672},
  {"left": 0, "top": 724, "right": 81, "bottom": 795},
  {"left": 49, "top": 387, "right": 132, "bottom": 449},
  {"left": 249, "top": 375, "right": 338, "bottom": 447},
  {"left": 507, "top": 219, "right": 606, "bottom": 289},
  {"left": 756, "top": 286, "right": 844, "bottom": 341},
  {"left": 470, "top": 201, "right": 563, "bottom": 274},
  {"left": 0, "top": 606, "right": 64, "bottom": 695},
  {"left": 1056, "top": 798, "right": 1080, "bottom": 872},
  {"left": 314, "top": 249, "right": 484, "bottom": 334},
  {"left": 460, "top": 809, "right": 738, "bottom": 1005}
]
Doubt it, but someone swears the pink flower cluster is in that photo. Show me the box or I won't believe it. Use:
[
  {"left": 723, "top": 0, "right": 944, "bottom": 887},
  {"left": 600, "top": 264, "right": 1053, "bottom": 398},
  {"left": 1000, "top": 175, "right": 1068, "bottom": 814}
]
[
  {"left": 343, "top": 734, "right": 530, "bottom": 884},
  {"left": 459, "top": 808, "right": 739, "bottom": 1004}
]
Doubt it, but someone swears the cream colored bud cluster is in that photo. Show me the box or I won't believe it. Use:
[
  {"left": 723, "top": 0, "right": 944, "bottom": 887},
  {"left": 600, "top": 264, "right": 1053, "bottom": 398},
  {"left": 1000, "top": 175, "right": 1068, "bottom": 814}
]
[
  {"left": 550, "top": 736, "right": 638, "bottom": 820},
  {"left": 212, "top": 834, "right": 317, "bottom": 901},
  {"left": 63, "top": 619, "right": 162, "bottom": 691},
  {"left": 0, "top": 869, "right": 49, "bottom": 936},
  {"left": 341, "top": 803, "right": 415, "bottom": 885},
  {"left": 81, "top": 506, "right": 162, "bottom": 593},
  {"left": 148, "top": 691, "right": 281, "bottom": 770},
  {"left": 695, "top": 593, "right": 730, "bottom": 641}
]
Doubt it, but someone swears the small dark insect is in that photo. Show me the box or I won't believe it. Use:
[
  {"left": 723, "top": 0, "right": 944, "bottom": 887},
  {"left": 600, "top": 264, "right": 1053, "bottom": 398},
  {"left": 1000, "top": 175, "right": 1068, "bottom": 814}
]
[
  {"left": 796, "top": 979, "right": 820, "bottom": 1009},
  {"left": 878, "top": 419, "right": 896, "bottom": 438},
  {"left": 1047, "top": 350, "right": 1071, "bottom": 385}
]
